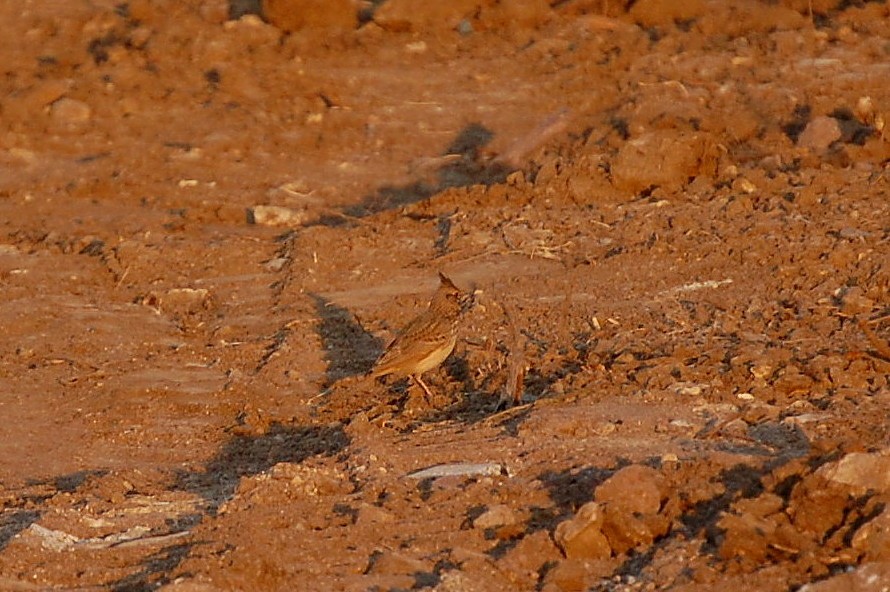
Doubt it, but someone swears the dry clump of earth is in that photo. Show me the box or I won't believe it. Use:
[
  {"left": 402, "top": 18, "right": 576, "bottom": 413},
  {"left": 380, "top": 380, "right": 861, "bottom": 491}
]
[{"left": 1, "top": 0, "right": 889, "bottom": 590}]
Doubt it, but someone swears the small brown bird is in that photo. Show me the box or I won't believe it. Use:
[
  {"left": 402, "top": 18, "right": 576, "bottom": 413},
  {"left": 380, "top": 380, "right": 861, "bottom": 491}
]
[{"left": 370, "top": 272, "right": 466, "bottom": 399}]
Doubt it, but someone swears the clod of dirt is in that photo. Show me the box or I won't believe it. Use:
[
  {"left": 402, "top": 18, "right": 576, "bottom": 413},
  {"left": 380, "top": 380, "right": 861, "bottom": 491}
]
[
  {"left": 553, "top": 502, "right": 611, "bottom": 560},
  {"left": 472, "top": 503, "right": 518, "bottom": 529},
  {"left": 797, "top": 116, "right": 842, "bottom": 151},
  {"left": 541, "top": 558, "right": 615, "bottom": 592},
  {"left": 592, "top": 465, "right": 671, "bottom": 554},
  {"left": 262, "top": 0, "right": 357, "bottom": 33},
  {"left": 373, "top": 0, "right": 481, "bottom": 33},
  {"left": 816, "top": 451, "right": 890, "bottom": 494},
  {"left": 365, "top": 549, "right": 433, "bottom": 582},
  {"left": 717, "top": 509, "right": 802, "bottom": 567},
  {"left": 594, "top": 465, "right": 665, "bottom": 515},
  {"left": 610, "top": 131, "right": 719, "bottom": 193},
  {"left": 157, "top": 288, "right": 212, "bottom": 316},
  {"left": 498, "top": 530, "right": 562, "bottom": 586},
  {"left": 851, "top": 505, "right": 890, "bottom": 561}
]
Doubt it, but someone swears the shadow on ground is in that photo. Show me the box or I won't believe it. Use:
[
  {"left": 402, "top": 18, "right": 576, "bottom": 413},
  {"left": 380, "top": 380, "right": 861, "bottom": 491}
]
[
  {"left": 345, "top": 123, "right": 512, "bottom": 217},
  {"left": 311, "top": 293, "right": 382, "bottom": 386},
  {"left": 0, "top": 469, "right": 109, "bottom": 552},
  {"left": 525, "top": 426, "right": 812, "bottom": 582},
  {"left": 175, "top": 422, "right": 350, "bottom": 513},
  {"left": 97, "top": 423, "right": 349, "bottom": 592},
  {"left": 110, "top": 543, "right": 195, "bottom": 592},
  {"left": 101, "top": 423, "right": 351, "bottom": 590}
]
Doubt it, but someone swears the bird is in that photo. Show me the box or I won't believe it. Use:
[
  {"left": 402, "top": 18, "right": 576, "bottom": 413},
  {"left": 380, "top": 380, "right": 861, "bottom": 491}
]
[{"left": 369, "top": 272, "right": 466, "bottom": 399}]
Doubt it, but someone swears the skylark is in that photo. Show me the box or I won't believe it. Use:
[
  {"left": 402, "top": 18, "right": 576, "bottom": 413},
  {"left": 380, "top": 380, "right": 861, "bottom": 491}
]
[{"left": 370, "top": 272, "right": 466, "bottom": 399}]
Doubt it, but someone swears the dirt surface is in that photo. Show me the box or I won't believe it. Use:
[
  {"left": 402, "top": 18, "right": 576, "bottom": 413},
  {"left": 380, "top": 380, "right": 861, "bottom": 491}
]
[{"left": 1, "top": 0, "right": 889, "bottom": 590}]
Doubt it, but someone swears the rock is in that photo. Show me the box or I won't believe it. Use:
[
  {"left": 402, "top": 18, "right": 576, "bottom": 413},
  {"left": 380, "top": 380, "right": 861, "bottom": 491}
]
[
  {"left": 772, "top": 366, "right": 815, "bottom": 396},
  {"left": 366, "top": 550, "right": 432, "bottom": 576},
  {"left": 262, "top": 0, "right": 356, "bottom": 32},
  {"left": 540, "top": 558, "right": 614, "bottom": 592},
  {"left": 161, "top": 288, "right": 211, "bottom": 315},
  {"left": 594, "top": 465, "right": 665, "bottom": 515},
  {"left": 49, "top": 97, "right": 92, "bottom": 128},
  {"left": 717, "top": 511, "right": 775, "bottom": 564},
  {"left": 499, "top": 530, "right": 562, "bottom": 585},
  {"left": 854, "top": 96, "right": 877, "bottom": 126},
  {"left": 158, "top": 579, "right": 224, "bottom": 592},
  {"left": 264, "top": 257, "right": 289, "bottom": 272},
  {"left": 223, "top": 464, "right": 350, "bottom": 510},
  {"left": 29, "top": 79, "right": 73, "bottom": 107},
  {"left": 852, "top": 505, "right": 890, "bottom": 561},
  {"left": 473, "top": 504, "right": 518, "bottom": 529},
  {"left": 25, "top": 524, "right": 80, "bottom": 552},
  {"left": 248, "top": 205, "right": 309, "bottom": 226},
  {"left": 786, "top": 475, "right": 848, "bottom": 538},
  {"left": 718, "top": 491, "right": 812, "bottom": 568},
  {"left": 732, "top": 177, "right": 757, "bottom": 194},
  {"left": 797, "top": 116, "right": 842, "bottom": 151},
  {"left": 553, "top": 502, "right": 612, "bottom": 560},
  {"left": 355, "top": 503, "right": 396, "bottom": 526},
  {"left": 798, "top": 562, "right": 890, "bottom": 591},
  {"left": 436, "top": 569, "right": 479, "bottom": 592},
  {"left": 611, "top": 131, "right": 718, "bottom": 193},
  {"left": 406, "top": 462, "right": 505, "bottom": 480},
  {"left": 734, "top": 492, "right": 785, "bottom": 518},
  {"left": 600, "top": 509, "right": 665, "bottom": 555},
  {"left": 817, "top": 451, "right": 890, "bottom": 495},
  {"left": 592, "top": 465, "right": 669, "bottom": 554}
]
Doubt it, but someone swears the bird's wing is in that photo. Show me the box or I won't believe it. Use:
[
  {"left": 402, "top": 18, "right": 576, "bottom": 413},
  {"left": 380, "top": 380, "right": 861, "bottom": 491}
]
[{"left": 370, "top": 315, "right": 452, "bottom": 377}]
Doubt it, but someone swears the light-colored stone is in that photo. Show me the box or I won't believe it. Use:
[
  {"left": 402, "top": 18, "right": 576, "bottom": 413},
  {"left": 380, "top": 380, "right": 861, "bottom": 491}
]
[
  {"left": 249, "top": 205, "right": 309, "bottom": 227},
  {"left": 797, "top": 116, "right": 842, "bottom": 151},
  {"left": 158, "top": 578, "right": 224, "bottom": 592},
  {"left": 49, "top": 97, "right": 92, "bottom": 126},
  {"left": 818, "top": 451, "right": 890, "bottom": 495},
  {"left": 473, "top": 503, "right": 518, "bottom": 529},
  {"left": 356, "top": 503, "right": 396, "bottom": 526},
  {"left": 799, "top": 562, "right": 890, "bottom": 591},
  {"left": 852, "top": 506, "right": 890, "bottom": 561},
  {"left": 162, "top": 288, "right": 211, "bottom": 314}
]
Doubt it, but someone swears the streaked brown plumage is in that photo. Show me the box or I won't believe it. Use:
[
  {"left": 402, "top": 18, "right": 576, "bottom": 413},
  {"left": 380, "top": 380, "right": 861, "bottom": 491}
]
[{"left": 370, "top": 272, "right": 464, "bottom": 398}]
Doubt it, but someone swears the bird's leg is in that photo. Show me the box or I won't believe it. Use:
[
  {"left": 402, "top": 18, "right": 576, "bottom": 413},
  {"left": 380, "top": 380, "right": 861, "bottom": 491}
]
[{"left": 412, "top": 374, "right": 434, "bottom": 401}]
